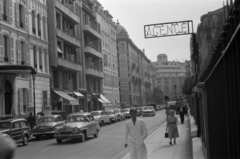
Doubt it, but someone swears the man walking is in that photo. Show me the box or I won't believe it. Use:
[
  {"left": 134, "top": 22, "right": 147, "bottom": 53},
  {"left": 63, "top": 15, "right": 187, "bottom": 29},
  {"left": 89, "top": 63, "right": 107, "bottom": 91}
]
[
  {"left": 27, "top": 112, "right": 35, "bottom": 131},
  {"left": 177, "top": 104, "right": 186, "bottom": 124},
  {"left": 125, "top": 108, "right": 148, "bottom": 159}
]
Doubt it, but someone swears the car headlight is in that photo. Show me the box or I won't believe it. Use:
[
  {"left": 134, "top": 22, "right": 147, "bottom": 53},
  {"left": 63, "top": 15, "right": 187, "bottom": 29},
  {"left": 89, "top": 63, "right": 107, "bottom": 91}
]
[
  {"left": 54, "top": 128, "right": 60, "bottom": 134},
  {"left": 73, "top": 127, "right": 81, "bottom": 133}
]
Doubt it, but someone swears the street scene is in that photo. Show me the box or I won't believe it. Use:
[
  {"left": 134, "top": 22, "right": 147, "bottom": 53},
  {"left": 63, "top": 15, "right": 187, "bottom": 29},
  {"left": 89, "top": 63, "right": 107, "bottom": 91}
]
[{"left": 1, "top": 0, "right": 240, "bottom": 159}]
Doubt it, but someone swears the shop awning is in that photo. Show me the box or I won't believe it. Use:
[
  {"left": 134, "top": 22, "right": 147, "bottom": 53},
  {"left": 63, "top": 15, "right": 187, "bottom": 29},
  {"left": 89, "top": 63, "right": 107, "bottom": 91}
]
[
  {"left": 98, "top": 99, "right": 106, "bottom": 103},
  {"left": 57, "top": 46, "right": 63, "bottom": 53},
  {"left": 100, "top": 94, "right": 111, "bottom": 103},
  {"left": 53, "top": 90, "right": 79, "bottom": 105},
  {"left": 73, "top": 92, "right": 84, "bottom": 98}
]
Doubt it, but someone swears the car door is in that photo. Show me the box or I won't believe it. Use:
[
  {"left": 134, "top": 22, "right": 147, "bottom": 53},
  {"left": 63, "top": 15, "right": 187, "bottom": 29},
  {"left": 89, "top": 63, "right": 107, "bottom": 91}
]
[
  {"left": 20, "top": 120, "right": 31, "bottom": 136},
  {"left": 86, "top": 115, "right": 94, "bottom": 135},
  {"left": 11, "top": 121, "right": 23, "bottom": 141}
]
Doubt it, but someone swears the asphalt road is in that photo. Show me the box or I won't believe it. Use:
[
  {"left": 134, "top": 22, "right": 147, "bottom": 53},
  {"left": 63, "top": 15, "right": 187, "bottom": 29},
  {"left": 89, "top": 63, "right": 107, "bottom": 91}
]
[{"left": 15, "top": 110, "right": 167, "bottom": 159}]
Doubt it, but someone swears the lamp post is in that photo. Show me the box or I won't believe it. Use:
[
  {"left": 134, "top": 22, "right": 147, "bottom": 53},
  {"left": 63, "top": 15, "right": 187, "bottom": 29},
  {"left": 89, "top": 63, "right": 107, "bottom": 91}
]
[
  {"left": 31, "top": 69, "right": 37, "bottom": 124},
  {"left": 173, "top": 84, "right": 177, "bottom": 101}
]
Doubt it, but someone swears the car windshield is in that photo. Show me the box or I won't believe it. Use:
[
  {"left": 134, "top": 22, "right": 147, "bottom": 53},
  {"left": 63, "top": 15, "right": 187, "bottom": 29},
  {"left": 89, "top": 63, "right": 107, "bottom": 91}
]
[
  {"left": 105, "top": 111, "right": 113, "bottom": 115},
  {"left": 145, "top": 106, "right": 153, "bottom": 110},
  {"left": 66, "top": 116, "right": 85, "bottom": 122},
  {"left": 0, "top": 122, "right": 10, "bottom": 129},
  {"left": 91, "top": 112, "right": 100, "bottom": 116},
  {"left": 38, "top": 117, "right": 54, "bottom": 123},
  {"left": 114, "top": 110, "right": 120, "bottom": 113}
]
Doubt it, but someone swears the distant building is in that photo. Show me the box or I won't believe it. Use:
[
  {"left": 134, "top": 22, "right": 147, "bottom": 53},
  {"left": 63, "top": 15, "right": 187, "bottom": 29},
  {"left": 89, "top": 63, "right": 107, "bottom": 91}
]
[
  {"left": 185, "top": 60, "right": 193, "bottom": 77},
  {"left": 152, "top": 54, "right": 186, "bottom": 101},
  {"left": 96, "top": 3, "right": 120, "bottom": 110},
  {"left": 116, "top": 22, "right": 154, "bottom": 107}
]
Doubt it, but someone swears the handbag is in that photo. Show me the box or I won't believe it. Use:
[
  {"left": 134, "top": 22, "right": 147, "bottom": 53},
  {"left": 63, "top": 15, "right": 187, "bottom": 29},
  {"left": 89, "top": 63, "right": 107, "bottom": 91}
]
[{"left": 165, "top": 132, "right": 169, "bottom": 138}]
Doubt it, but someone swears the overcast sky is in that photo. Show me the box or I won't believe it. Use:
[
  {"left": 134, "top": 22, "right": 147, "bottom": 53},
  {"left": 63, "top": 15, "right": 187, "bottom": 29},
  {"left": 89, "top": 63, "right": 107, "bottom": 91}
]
[{"left": 98, "top": 0, "right": 224, "bottom": 62}]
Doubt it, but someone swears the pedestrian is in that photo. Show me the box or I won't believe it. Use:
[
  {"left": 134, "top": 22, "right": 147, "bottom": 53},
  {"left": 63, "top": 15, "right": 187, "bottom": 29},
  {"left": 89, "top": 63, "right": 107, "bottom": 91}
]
[
  {"left": 0, "top": 132, "right": 16, "bottom": 159},
  {"left": 125, "top": 108, "right": 148, "bottom": 159},
  {"left": 177, "top": 104, "right": 187, "bottom": 124},
  {"left": 166, "top": 110, "right": 179, "bottom": 145},
  {"left": 27, "top": 112, "right": 35, "bottom": 131},
  {"left": 165, "top": 103, "right": 171, "bottom": 121}
]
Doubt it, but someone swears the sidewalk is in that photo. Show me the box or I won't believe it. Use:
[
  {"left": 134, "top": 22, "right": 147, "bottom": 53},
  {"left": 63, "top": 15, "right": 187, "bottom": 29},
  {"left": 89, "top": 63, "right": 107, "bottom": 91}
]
[{"left": 121, "top": 116, "right": 193, "bottom": 159}]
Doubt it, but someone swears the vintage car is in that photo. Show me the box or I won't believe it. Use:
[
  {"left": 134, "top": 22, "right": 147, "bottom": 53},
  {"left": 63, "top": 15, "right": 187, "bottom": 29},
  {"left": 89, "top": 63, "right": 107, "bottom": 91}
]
[
  {"left": 113, "top": 109, "right": 125, "bottom": 121},
  {"left": 142, "top": 106, "right": 156, "bottom": 117},
  {"left": 122, "top": 108, "right": 130, "bottom": 118},
  {"left": 104, "top": 110, "right": 118, "bottom": 123},
  {"left": 0, "top": 118, "right": 31, "bottom": 146},
  {"left": 54, "top": 112, "right": 100, "bottom": 144},
  {"left": 90, "top": 110, "right": 112, "bottom": 126},
  {"left": 32, "top": 115, "right": 64, "bottom": 140}
]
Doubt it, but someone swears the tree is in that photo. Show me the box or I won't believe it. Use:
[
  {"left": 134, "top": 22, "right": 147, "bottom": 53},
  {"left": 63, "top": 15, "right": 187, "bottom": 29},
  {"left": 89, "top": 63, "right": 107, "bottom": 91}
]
[
  {"left": 182, "top": 76, "right": 195, "bottom": 95},
  {"left": 152, "top": 87, "right": 164, "bottom": 104}
]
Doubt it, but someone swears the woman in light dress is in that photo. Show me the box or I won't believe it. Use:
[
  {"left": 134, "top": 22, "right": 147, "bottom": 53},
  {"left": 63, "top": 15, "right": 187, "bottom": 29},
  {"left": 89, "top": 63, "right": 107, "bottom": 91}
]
[{"left": 166, "top": 110, "right": 179, "bottom": 145}]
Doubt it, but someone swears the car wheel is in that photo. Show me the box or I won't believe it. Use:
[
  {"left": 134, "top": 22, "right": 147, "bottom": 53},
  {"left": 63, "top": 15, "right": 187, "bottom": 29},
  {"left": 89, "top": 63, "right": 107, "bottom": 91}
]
[
  {"left": 94, "top": 130, "right": 98, "bottom": 138},
  {"left": 81, "top": 132, "right": 86, "bottom": 142},
  {"left": 22, "top": 135, "right": 28, "bottom": 146},
  {"left": 35, "top": 135, "right": 41, "bottom": 140},
  {"left": 56, "top": 139, "right": 62, "bottom": 144}
]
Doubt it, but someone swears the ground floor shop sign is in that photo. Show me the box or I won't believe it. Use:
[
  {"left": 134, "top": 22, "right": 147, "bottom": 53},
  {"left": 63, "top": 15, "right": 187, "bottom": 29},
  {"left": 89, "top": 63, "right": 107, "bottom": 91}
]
[{"left": 144, "top": 20, "right": 193, "bottom": 38}]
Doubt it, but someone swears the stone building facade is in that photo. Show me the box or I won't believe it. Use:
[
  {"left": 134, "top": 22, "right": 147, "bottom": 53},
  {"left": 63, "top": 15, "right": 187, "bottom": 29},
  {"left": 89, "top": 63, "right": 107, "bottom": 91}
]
[
  {"left": 152, "top": 54, "right": 186, "bottom": 101},
  {"left": 116, "top": 22, "right": 154, "bottom": 107},
  {"left": 96, "top": 4, "right": 120, "bottom": 110},
  {"left": 0, "top": 0, "right": 50, "bottom": 117}
]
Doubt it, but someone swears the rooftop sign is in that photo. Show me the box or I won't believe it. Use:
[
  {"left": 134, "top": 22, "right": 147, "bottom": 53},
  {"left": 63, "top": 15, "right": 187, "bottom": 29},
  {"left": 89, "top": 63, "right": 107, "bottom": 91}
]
[{"left": 144, "top": 20, "right": 193, "bottom": 38}]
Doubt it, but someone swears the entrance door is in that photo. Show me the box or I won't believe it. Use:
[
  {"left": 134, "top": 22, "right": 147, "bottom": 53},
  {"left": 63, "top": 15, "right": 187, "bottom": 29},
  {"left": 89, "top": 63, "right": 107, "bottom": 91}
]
[{"left": 4, "top": 81, "right": 12, "bottom": 114}]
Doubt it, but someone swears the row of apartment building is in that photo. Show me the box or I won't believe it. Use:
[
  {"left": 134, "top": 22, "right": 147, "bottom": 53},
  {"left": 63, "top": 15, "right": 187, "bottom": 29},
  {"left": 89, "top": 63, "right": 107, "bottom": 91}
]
[{"left": 0, "top": 0, "right": 156, "bottom": 117}]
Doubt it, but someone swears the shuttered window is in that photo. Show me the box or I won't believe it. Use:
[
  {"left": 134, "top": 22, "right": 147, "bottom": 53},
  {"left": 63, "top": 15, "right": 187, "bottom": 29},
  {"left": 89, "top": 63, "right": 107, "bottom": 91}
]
[{"left": 43, "top": 91, "right": 47, "bottom": 106}]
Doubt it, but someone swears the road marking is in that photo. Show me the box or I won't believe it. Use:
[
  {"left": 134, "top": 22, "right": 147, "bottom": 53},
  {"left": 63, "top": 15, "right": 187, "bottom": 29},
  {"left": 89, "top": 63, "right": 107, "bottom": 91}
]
[{"left": 40, "top": 146, "right": 55, "bottom": 152}]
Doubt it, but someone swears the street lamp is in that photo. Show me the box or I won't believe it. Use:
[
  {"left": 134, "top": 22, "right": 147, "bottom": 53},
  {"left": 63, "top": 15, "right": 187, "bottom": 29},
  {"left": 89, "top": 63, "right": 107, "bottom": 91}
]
[
  {"left": 173, "top": 84, "right": 177, "bottom": 101},
  {"left": 31, "top": 69, "right": 37, "bottom": 124}
]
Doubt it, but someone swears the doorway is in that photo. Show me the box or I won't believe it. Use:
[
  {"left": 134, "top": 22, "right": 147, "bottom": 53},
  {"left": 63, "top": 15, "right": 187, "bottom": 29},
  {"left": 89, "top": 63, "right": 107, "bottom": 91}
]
[{"left": 4, "top": 80, "right": 12, "bottom": 114}]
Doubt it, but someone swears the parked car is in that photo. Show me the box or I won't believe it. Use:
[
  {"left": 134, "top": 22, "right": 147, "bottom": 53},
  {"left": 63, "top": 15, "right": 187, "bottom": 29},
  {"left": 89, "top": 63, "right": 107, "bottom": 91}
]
[
  {"left": 54, "top": 112, "right": 100, "bottom": 144},
  {"left": 0, "top": 118, "right": 31, "bottom": 146},
  {"left": 113, "top": 109, "right": 125, "bottom": 121},
  {"left": 122, "top": 108, "right": 130, "bottom": 118},
  {"left": 104, "top": 110, "right": 118, "bottom": 123},
  {"left": 136, "top": 107, "right": 142, "bottom": 116},
  {"left": 32, "top": 115, "right": 64, "bottom": 140},
  {"left": 90, "top": 110, "right": 112, "bottom": 126},
  {"left": 142, "top": 106, "right": 156, "bottom": 117}
]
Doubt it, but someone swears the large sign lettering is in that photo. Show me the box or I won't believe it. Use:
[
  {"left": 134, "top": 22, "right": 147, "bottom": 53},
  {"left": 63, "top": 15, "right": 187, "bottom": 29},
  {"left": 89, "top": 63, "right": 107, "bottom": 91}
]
[{"left": 144, "top": 20, "right": 193, "bottom": 38}]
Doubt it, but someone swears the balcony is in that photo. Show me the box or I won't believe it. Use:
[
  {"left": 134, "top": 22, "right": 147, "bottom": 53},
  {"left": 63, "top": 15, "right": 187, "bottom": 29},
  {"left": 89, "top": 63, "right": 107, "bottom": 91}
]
[
  {"left": 57, "top": 57, "right": 82, "bottom": 71},
  {"left": 83, "top": 24, "right": 101, "bottom": 39},
  {"left": 56, "top": 29, "right": 81, "bottom": 47},
  {"left": 85, "top": 67, "right": 103, "bottom": 78},
  {"left": 55, "top": 0, "right": 80, "bottom": 24},
  {"left": 84, "top": 45, "right": 102, "bottom": 58}
]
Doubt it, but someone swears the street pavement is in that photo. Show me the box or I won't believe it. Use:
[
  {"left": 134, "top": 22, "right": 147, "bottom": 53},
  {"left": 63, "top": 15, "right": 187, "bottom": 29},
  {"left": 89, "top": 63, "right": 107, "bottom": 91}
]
[
  {"left": 15, "top": 110, "right": 166, "bottom": 159},
  {"left": 121, "top": 114, "right": 193, "bottom": 159}
]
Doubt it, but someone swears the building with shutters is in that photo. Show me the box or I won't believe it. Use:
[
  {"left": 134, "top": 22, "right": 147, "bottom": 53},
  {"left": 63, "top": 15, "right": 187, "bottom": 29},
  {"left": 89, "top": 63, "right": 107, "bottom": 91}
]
[
  {"left": 47, "top": 0, "right": 86, "bottom": 114},
  {"left": 0, "top": 0, "right": 50, "bottom": 117},
  {"left": 152, "top": 54, "right": 186, "bottom": 101},
  {"left": 116, "top": 22, "right": 154, "bottom": 107},
  {"left": 96, "top": 3, "right": 120, "bottom": 110}
]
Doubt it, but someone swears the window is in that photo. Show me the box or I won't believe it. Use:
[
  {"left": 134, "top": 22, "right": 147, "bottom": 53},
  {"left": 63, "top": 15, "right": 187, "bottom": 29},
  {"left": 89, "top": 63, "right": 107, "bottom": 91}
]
[
  {"left": 20, "top": 121, "right": 28, "bottom": 128},
  {"left": 3, "top": 35, "right": 9, "bottom": 62},
  {"left": 20, "top": 41, "right": 25, "bottom": 65},
  {"left": 39, "top": 48, "right": 43, "bottom": 70},
  {"left": 37, "top": 14, "right": 41, "bottom": 36},
  {"left": 32, "top": 11, "right": 36, "bottom": 34},
  {"left": 53, "top": 70, "right": 59, "bottom": 88},
  {"left": 33, "top": 46, "right": 37, "bottom": 68},
  {"left": 43, "top": 91, "right": 47, "bottom": 106},
  {"left": 44, "top": 49, "right": 48, "bottom": 73},
  {"left": 12, "top": 122, "right": 21, "bottom": 129},
  {"left": 3, "top": 0, "right": 8, "bottom": 21},
  {"left": 19, "top": 5, "right": 24, "bottom": 28},
  {"left": 42, "top": 16, "right": 46, "bottom": 39},
  {"left": 56, "top": 13, "right": 61, "bottom": 29}
]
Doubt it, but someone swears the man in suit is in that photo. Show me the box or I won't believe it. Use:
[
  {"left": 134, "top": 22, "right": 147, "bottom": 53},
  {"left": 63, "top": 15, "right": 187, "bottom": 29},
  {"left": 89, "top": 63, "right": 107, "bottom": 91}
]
[
  {"left": 177, "top": 104, "right": 187, "bottom": 124},
  {"left": 125, "top": 108, "right": 148, "bottom": 159}
]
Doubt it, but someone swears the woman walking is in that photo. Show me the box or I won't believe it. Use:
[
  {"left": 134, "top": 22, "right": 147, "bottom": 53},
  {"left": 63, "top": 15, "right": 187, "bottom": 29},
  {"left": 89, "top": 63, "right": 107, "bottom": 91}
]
[{"left": 166, "top": 110, "right": 179, "bottom": 145}]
